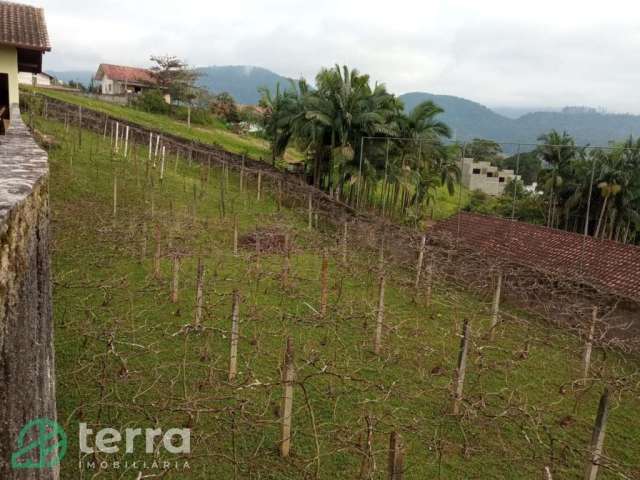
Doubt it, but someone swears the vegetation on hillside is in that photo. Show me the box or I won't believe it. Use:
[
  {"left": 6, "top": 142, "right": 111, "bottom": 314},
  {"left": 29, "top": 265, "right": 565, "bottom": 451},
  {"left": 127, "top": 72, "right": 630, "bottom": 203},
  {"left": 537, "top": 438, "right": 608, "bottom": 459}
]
[
  {"left": 33, "top": 109, "right": 640, "bottom": 479},
  {"left": 259, "top": 65, "right": 462, "bottom": 225},
  {"left": 24, "top": 86, "right": 303, "bottom": 163},
  {"left": 466, "top": 132, "right": 640, "bottom": 244}
]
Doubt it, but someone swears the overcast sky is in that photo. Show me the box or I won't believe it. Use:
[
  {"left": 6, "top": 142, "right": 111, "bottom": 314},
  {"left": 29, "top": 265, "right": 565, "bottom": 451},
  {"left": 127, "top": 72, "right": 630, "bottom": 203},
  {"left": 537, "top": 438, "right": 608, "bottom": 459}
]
[{"left": 36, "top": 0, "right": 640, "bottom": 113}]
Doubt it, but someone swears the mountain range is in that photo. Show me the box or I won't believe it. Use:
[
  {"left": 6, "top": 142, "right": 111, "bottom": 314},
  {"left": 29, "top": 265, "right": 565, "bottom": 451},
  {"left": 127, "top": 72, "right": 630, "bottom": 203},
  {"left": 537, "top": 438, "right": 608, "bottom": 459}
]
[{"left": 48, "top": 65, "right": 640, "bottom": 147}]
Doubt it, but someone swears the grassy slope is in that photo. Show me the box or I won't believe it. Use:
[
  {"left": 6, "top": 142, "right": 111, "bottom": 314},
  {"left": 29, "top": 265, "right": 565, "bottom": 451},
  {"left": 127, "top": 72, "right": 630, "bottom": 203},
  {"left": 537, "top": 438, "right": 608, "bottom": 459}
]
[
  {"left": 38, "top": 114, "right": 640, "bottom": 479},
  {"left": 25, "top": 86, "right": 303, "bottom": 163}
]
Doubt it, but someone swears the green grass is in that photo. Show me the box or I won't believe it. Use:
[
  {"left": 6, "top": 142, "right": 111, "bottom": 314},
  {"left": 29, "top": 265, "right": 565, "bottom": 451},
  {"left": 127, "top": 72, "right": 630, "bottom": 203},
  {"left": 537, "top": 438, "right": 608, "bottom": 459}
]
[
  {"left": 35, "top": 113, "right": 640, "bottom": 479},
  {"left": 23, "top": 86, "right": 303, "bottom": 163}
]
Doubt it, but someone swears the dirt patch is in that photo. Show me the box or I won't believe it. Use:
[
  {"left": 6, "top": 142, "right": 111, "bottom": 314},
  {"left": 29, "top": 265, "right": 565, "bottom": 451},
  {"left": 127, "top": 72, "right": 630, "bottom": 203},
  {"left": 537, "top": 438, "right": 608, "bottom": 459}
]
[{"left": 239, "top": 228, "right": 289, "bottom": 254}]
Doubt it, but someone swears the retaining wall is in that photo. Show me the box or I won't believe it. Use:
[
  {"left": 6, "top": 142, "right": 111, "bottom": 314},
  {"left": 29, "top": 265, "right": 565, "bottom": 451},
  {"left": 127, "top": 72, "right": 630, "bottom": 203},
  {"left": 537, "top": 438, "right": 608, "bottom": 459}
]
[{"left": 0, "top": 104, "right": 57, "bottom": 479}]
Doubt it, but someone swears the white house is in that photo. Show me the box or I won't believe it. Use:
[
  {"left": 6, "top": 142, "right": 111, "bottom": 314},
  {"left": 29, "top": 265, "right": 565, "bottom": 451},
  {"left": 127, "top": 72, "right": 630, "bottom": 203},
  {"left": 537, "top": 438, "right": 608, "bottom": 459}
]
[
  {"left": 95, "top": 63, "right": 157, "bottom": 95},
  {"left": 18, "top": 71, "right": 56, "bottom": 86},
  {"left": 459, "top": 157, "right": 521, "bottom": 196}
]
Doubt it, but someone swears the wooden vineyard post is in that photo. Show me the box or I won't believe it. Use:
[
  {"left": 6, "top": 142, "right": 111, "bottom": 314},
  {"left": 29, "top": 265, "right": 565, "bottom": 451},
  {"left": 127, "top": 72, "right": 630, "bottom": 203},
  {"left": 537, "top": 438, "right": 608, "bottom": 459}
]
[
  {"left": 114, "top": 122, "right": 119, "bottom": 153},
  {"left": 360, "top": 415, "right": 375, "bottom": 479},
  {"left": 257, "top": 171, "right": 262, "bottom": 201},
  {"left": 153, "top": 225, "right": 161, "bottom": 279},
  {"left": 194, "top": 258, "right": 205, "bottom": 326},
  {"left": 585, "top": 388, "right": 610, "bottom": 480},
  {"left": 388, "top": 431, "right": 404, "bottom": 480},
  {"left": 308, "top": 193, "right": 313, "bottom": 230},
  {"left": 280, "top": 336, "right": 295, "bottom": 458},
  {"left": 112, "top": 176, "right": 117, "bottom": 218},
  {"left": 239, "top": 156, "right": 245, "bottom": 193},
  {"left": 160, "top": 146, "right": 166, "bottom": 182},
  {"left": 148, "top": 132, "right": 152, "bottom": 161},
  {"left": 233, "top": 216, "right": 239, "bottom": 257},
  {"left": 545, "top": 466, "right": 553, "bottom": 480},
  {"left": 489, "top": 270, "right": 503, "bottom": 340},
  {"left": 282, "top": 233, "right": 290, "bottom": 289},
  {"left": 140, "top": 223, "right": 147, "bottom": 262},
  {"left": 170, "top": 254, "right": 180, "bottom": 303},
  {"left": 320, "top": 249, "right": 329, "bottom": 317},
  {"left": 452, "top": 319, "right": 471, "bottom": 415},
  {"left": 582, "top": 306, "right": 598, "bottom": 383},
  {"left": 341, "top": 221, "right": 348, "bottom": 264},
  {"left": 228, "top": 290, "right": 240, "bottom": 382},
  {"left": 414, "top": 234, "right": 426, "bottom": 296},
  {"left": 373, "top": 275, "right": 386, "bottom": 355},
  {"left": 378, "top": 237, "right": 385, "bottom": 277},
  {"left": 124, "top": 125, "right": 129, "bottom": 158},
  {"left": 154, "top": 134, "right": 160, "bottom": 166},
  {"left": 425, "top": 252, "right": 433, "bottom": 307}
]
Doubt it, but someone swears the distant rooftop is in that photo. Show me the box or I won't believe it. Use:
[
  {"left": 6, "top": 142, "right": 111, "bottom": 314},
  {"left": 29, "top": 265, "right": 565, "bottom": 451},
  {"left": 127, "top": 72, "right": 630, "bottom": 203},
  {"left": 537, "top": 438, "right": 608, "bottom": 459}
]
[
  {"left": 0, "top": 1, "right": 50, "bottom": 51},
  {"left": 95, "top": 64, "right": 156, "bottom": 86},
  {"left": 430, "top": 212, "right": 640, "bottom": 301}
]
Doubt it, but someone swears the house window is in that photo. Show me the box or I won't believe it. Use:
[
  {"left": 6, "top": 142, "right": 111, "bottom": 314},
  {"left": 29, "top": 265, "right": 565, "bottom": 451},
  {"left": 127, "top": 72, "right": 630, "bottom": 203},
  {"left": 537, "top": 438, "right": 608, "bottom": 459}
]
[
  {"left": 486, "top": 172, "right": 494, "bottom": 178},
  {"left": 472, "top": 168, "right": 481, "bottom": 174},
  {"left": 499, "top": 177, "right": 505, "bottom": 183},
  {"left": 108, "top": 83, "right": 112, "bottom": 93}
]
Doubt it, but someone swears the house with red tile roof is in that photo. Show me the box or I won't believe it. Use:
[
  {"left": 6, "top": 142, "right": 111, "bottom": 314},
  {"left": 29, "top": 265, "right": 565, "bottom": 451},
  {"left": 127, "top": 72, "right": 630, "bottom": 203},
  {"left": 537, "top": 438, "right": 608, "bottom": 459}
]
[
  {"left": 95, "top": 63, "right": 158, "bottom": 96},
  {"left": 0, "top": 0, "right": 51, "bottom": 129}
]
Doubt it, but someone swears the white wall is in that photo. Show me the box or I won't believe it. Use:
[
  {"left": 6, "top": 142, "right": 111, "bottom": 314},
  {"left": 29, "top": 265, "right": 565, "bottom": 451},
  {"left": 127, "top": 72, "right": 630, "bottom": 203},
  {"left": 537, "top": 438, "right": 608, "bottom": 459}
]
[{"left": 18, "top": 72, "right": 52, "bottom": 86}]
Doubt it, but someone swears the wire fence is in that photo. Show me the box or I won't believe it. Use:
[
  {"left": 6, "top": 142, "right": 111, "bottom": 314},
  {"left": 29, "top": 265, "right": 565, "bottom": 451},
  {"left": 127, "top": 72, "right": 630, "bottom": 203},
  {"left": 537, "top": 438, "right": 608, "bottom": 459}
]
[{"left": 22, "top": 92, "right": 640, "bottom": 478}]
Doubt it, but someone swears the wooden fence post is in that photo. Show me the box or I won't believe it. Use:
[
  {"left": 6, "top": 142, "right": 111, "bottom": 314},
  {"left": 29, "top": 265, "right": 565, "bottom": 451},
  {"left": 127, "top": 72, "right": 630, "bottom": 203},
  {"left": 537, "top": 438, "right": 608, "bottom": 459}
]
[
  {"left": 585, "top": 388, "right": 610, "bottom": 480},
  {"left": 489, "top": 270, "right": 503, "bottom": 340},
  {"left": 160, "top": 146, "right": 166, "bottom": 182},
  {"left": 373, "top": 275, "right": 386, "bottom": 355},
  {"left": 280, "top": 336, "right": 295, "bottom": 457},
  {"left": 388, "top": 431, "right": 404, "bottom": 480},
  {"left": 414, "top": 234, "right": 426, "bottom": 295},
  {"left": 114, "top": 122, "right": 119, "bottom": 153},
  {"left": 320, "top": 249, "right": 329, "bottom": 316},
  {"left": 308, "top": 193, "right": 313, "bottom": 230},
  {"left": 282, "top": 233, "right": 290, "bottom": 289},
  {"left": 341, "top": 221, "right": 348, "bottom": 264},
  {"left": 124, "top": 125, "right": 129, "bottom": 158},
  {"left": 112, "top": 176, "right": 117, "bottom": 218},
  {"left": 453, "top": 319, "right": 471, "bottom": 415},
  {"left": 170, "top": 254, "right": 180, "bottom": 303},
  {"left": 582, "top": 306, "right": 598, "bottom": 383},
  {"left": 228, "top": 290, "right": 240, "bottom": 382},
  {"left": 256, "top": 171, "right": 262, "bottom": 201},
  {"left": 425, "top": 252, "right": 433, "bottom": 307},
  {"left": 233, "top": 216, "right": 239, "bottom": 257},
  {"left": 140, "top": 222, "right": 147, "bottom": 262},
  {"left": 153, "top": 224, "right": 161, "bottom": 279},
  {"left": 360, "top": 415, "right": 375, "bottom": 479},
  {"left": 194, "top": 258, "right": 205, "bottom": 326}
]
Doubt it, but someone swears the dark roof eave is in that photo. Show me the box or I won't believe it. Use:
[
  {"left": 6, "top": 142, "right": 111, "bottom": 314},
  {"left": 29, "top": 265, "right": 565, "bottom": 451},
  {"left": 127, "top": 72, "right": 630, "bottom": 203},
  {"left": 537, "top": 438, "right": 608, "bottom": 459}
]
[{"left": 10, "top": 42, "right": 51, "bottom": 52}]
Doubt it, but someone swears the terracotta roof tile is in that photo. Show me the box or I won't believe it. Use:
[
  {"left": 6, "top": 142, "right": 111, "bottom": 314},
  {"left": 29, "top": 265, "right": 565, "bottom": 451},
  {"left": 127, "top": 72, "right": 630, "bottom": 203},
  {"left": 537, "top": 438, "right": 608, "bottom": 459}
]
[
  {"left": 430, "top": 212, "right": 640, "bottom": 301},
  {"left": 96, "top": 64, "right": 156, "bottom": 85},
  {"left": 0, "top": 1, "right": 50, "bottom": 51}
]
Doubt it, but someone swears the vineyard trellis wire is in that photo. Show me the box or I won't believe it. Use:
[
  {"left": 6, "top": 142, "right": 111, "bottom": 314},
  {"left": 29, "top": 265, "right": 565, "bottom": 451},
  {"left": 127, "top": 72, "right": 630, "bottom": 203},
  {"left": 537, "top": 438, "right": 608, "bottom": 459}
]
[{"left": 22, "top": 91, "right": 640, "bottom": 478}]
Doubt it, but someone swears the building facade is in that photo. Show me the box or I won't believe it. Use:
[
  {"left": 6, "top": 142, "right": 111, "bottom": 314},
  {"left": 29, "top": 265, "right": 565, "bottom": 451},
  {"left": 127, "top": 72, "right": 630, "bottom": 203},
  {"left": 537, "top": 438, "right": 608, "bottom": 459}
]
[
  {"left": 18, "top": 70, "right": 56, "bottom": 86},
  {"left": 460, "top": 157, "right": 520, "bottom": 196},
  {"left": 0, "top": 1, "right": 51, "bottom": 130},
  {"left": 95, "top": 63, "right": 156, "bottom": 95}
]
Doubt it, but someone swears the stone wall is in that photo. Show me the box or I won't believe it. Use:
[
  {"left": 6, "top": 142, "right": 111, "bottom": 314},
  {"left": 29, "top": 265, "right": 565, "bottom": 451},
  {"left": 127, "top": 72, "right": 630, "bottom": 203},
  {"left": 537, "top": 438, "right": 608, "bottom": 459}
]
[{"left": 0, "top": 104, "right": 57, "bottom": 479}]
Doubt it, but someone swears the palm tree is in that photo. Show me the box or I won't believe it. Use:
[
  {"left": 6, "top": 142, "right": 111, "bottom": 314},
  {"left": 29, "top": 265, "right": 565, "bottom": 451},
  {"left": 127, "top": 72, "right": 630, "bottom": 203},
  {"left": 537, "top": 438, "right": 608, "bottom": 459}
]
[{"left": 536, "top": 130, "right": 577, "bottom": 227}]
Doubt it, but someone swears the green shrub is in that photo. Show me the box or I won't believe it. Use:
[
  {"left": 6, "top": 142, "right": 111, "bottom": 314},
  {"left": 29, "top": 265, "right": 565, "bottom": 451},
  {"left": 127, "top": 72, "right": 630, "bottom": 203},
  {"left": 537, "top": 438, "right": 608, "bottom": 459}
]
[{"left": 132, "top": 89, "right": 171, "bottom": 115}]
